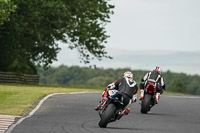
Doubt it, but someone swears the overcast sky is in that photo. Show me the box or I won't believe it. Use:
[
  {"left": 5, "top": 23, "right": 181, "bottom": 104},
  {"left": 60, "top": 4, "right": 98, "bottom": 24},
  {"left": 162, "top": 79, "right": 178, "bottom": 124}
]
[
  {"left": 106, "top": 0, "right": 200, "bottom": 52},
  {"left": 53, "top": 0, "right": 200, "bottom": 75}
]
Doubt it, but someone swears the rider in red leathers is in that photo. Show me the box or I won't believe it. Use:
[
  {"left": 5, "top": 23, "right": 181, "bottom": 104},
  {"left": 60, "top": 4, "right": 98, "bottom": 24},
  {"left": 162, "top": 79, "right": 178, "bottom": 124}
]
[{"left": 95, "top": 71, "right": 138, "bottom": 115}]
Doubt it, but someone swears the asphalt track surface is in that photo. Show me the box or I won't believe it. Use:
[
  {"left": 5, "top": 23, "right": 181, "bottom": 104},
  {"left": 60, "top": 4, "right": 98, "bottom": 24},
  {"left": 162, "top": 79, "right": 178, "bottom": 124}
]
[{"left": 8, "top": 92, "right": 200, "bottom": 133}]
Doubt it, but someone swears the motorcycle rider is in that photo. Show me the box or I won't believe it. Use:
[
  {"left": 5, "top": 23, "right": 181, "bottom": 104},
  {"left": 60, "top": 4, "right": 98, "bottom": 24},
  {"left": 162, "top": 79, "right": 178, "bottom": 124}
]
[
  {"left": 95, "top": 71, "right": 138, "bottom": 115},
  {"left": 139, "top": 66, "right": 166, "bottom": 103}
]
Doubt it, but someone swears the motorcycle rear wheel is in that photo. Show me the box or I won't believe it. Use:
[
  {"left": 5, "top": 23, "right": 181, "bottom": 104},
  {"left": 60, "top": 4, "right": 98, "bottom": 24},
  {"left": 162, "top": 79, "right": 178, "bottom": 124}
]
[
  {"left": 98, "top": 103, "right": 116, "bottom": 128},
  {"left": 141, "top": 94, "right": 152, "bottom": 114}
]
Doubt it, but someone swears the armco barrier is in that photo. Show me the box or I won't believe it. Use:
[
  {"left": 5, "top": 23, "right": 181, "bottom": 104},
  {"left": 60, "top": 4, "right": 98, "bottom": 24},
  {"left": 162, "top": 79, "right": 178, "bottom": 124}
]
[{"left": 0, "top": 71, "right": 39, "bottom": 84}]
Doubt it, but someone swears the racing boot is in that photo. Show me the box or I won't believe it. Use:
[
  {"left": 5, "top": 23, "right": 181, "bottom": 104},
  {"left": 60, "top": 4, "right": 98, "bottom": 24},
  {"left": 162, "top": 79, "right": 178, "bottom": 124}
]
[
  {"left": 95, "top": 103, "right": 101, "bottom": 111},
  {"left": 95, "top": 98, "right": 107, "bottom": 111},
  {"left": 124, "top": 109, "right": 130, "bottom": 115},
  {"left": 155, "top": 92, "right": 160, "bottom": 104},
  {"left": 122, "top": 109, "right": 130, "bottom": 115},
  {"left": 139, "top": 89, "right": 144, "bottom": 100}
]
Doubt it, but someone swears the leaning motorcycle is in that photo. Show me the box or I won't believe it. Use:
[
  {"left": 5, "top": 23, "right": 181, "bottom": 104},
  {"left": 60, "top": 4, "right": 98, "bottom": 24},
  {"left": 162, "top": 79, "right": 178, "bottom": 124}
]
[
  {"left": 98, "top": 90, "right": 125, "bottom": 128},
  {"left": 140, "top": 82, "right": 157, "bottom": 114}
]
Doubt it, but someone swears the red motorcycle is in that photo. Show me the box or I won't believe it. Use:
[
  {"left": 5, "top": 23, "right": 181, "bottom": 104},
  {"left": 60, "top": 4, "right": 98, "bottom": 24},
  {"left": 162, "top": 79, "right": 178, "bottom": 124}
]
[{"left": 140, "top": 82, "right": 157, "bottom": 114}]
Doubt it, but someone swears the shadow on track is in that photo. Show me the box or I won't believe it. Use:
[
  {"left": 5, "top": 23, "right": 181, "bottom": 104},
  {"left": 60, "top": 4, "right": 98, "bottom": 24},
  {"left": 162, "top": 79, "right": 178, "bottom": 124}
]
[
  {"left": 106, "top": 126, "right": 164, "bottom": 132},
  {"left": 146, "top": 112, "right": 177, "bottom": 116},
  {"left": 134, "top": 112, "right": 176, "bottom": 116},
  {"left": 106, "top": 126, "right": 141, "bottom": 131}
]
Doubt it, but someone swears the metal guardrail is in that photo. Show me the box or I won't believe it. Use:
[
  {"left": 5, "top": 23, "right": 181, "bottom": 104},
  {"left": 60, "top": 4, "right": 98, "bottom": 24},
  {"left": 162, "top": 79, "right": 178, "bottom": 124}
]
[{"left": 0, "top": 71, "right": 39, "bottom": 84}]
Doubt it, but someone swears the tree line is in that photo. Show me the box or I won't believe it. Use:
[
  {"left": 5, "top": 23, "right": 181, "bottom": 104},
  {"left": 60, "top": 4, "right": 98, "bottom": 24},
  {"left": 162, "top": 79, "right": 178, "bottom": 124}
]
[{"left": 38, "top": 65, "right": 200, "bottom": 95}]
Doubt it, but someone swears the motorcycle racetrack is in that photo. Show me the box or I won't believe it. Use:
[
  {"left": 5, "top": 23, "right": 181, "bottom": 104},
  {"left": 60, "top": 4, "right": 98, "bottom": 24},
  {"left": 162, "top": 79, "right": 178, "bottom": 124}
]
[{"left": 6, "top": 92, "right": 200, "bottom": 133}]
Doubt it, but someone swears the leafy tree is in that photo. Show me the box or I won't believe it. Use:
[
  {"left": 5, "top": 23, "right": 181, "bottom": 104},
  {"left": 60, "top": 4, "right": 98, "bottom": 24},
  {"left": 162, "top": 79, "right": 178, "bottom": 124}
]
[
  {"left": 195, "top": 89, "right": 200, "bottom": 95},
  {"left": 0, "top": 0, "right": 16, "bottom": 26},
  {"left": 0, "top": 0, "right": 114, "bottom": 74},
  {"left": 87, "top": 76, "right": 113, "bottom": 87},
  {"left": 171, "top": 79, "right": 186, "bottom": 93},
  {"left": 187, "top": 75, "right": 200, "bottom": 95}
]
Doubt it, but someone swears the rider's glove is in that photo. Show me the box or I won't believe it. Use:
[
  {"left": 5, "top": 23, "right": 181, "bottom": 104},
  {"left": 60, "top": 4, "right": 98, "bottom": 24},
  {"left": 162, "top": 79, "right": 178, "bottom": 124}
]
[
  {"left": 107, "top": 83, "right": 116, "bottom": 90},
  {"left": 132, "top": 94, "right": 137, "bottom": 103}
]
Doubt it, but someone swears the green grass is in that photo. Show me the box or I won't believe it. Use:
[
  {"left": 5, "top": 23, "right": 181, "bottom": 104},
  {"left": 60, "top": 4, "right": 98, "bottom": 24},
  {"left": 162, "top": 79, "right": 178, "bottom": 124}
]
[{"left": 0, "top": 84, "right": 104, "bottom": 116}]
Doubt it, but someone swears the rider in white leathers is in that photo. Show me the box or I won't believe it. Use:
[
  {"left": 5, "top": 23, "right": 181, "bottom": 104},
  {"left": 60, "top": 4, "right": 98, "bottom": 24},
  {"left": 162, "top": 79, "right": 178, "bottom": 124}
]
[{"left": 139, "top": 66, "right": 166, "bottom": 103}]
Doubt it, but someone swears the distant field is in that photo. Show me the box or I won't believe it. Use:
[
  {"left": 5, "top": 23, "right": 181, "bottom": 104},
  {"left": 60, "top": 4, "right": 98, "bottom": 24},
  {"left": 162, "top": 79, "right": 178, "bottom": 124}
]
[{"left": 0, "top": 84, "right": 104, "bottom": 116}]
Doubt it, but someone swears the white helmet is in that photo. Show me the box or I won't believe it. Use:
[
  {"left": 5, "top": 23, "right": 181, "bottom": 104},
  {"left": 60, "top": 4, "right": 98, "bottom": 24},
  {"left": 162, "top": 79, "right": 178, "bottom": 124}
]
[
  {"left": 123, "top": 71, "right": 133, "bottom": 79},
  {"left": 154, "top": 66, "right": 161, "bottom": 74}
]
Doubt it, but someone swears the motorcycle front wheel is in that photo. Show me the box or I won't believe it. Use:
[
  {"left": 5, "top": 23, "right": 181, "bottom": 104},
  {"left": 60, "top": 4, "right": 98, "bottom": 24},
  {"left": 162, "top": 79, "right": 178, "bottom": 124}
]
[{"left": 98, "top": 103, "right": 116, "bottom": 128}]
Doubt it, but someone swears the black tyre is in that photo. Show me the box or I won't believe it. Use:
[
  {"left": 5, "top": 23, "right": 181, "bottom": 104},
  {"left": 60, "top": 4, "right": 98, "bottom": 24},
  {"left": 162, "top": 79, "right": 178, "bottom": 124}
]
[
  {"left": 141, "top": 94, "right": 152, "bottom": 114},
  {"left": 98, "top": 103, "right": 116, "bottom": 128}
]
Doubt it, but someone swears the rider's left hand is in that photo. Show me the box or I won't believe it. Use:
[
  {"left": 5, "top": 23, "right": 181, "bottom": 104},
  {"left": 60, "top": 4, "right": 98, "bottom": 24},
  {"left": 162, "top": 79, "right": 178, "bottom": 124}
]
[{"left": 132, "top": 94, "right": 137, "bottom": 102}]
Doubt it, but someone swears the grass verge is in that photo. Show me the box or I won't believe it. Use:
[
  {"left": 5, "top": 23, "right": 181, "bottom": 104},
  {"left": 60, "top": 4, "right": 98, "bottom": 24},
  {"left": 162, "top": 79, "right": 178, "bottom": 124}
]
[{"left": 0, "top": 84, "right": 103, "bottom": 116}]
